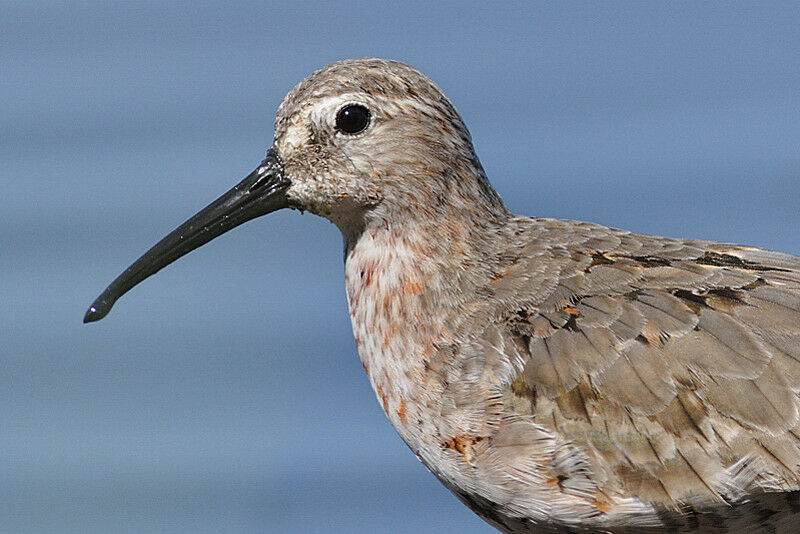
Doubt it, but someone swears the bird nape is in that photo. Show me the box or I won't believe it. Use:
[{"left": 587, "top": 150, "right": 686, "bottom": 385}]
[{"left": 86, "top": 58, "right": 800, "bottom": 533}]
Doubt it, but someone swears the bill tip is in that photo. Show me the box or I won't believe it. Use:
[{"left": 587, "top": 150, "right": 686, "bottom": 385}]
[{"left": 83, "top": 303, "right": 110, "bottom": 323}]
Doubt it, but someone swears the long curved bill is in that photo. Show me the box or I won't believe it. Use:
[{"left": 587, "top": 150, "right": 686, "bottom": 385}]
[{"left": 84, "top": 148, "right": 290, "bottom": 323}]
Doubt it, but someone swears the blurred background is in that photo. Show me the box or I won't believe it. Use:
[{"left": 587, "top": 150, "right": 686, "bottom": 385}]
[{"left": 3, "top": 2, "right": 799, "bottom": 532}]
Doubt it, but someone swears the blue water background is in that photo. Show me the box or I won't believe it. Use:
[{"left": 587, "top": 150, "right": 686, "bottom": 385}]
[{"left": 3, "top": 2, "right": 799, "bottom": 532}]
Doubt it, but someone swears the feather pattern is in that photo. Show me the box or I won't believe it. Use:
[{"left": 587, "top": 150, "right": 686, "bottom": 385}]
[{"left": 445, "top": 218, "right": 800, "bottom": 530}]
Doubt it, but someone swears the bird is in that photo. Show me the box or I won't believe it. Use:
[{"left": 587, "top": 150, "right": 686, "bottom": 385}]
[{"left": 85, "top": 58, "right": 800, "bottom": 533}]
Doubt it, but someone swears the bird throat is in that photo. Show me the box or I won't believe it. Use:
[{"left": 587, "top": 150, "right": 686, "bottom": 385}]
[{"left": 343, "top": 217, "right": 471, "bottom": 433}]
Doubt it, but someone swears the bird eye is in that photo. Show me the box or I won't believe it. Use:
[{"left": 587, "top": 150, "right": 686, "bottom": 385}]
[{"left": 335, "top": 104, "right": 371, "bottom": 135}]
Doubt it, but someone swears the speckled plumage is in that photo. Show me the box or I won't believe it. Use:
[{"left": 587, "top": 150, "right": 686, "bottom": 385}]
[{"left": 88, "top": 59, "right": 800, "bottom": 532}]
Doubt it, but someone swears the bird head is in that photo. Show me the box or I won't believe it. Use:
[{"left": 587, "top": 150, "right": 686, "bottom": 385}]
[{"left": 84, "top": 58, "right": 505, "bottom": 322}]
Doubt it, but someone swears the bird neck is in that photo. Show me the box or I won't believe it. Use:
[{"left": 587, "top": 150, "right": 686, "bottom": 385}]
[
  {"left": 341, "top": 207, "right": 506, "bottom": 434},
  {"left": 342, "top": 202, "right": 507, "bottom": 308}
]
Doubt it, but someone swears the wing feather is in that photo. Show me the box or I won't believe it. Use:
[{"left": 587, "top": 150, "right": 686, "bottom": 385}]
[{"left": 469, "top": 218, "right": 800, "bottom": 508}]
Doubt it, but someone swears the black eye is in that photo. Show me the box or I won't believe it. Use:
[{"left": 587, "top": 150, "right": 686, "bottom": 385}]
[{"left": 335, "top": 104, "right": 371, "bottom": 135}]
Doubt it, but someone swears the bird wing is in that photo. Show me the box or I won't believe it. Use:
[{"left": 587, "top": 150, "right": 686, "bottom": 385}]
[{"left": 471, "top": 217, "right": 800, "bottom": 508}]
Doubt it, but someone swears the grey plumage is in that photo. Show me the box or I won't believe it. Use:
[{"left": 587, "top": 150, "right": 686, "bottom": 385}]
[{"left": 86, "top": 58, "right": 800, "bottom": 532}]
